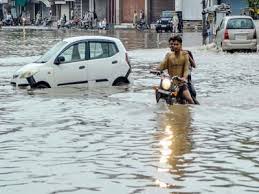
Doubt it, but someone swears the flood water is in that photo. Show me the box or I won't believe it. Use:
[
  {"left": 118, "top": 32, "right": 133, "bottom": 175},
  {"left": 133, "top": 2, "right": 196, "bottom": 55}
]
[{"left": 0, "top": 29, "right": 259, "bottom": 194}]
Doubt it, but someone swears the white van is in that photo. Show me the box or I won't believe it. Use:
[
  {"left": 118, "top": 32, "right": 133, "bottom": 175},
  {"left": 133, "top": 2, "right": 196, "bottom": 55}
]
[{"left": 11, "top": 36, "right": 131, "bottom": 89}]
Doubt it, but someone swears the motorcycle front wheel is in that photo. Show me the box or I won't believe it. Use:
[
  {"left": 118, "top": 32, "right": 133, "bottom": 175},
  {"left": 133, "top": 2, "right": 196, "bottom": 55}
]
[{"left": 166, "top": 97, "right": 174, "bottom": 105}]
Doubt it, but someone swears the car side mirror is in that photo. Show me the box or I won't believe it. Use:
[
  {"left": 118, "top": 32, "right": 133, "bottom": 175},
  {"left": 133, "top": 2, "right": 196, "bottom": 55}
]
[{"left": 54, "top": 56, "right": 65, "bottom": 65}]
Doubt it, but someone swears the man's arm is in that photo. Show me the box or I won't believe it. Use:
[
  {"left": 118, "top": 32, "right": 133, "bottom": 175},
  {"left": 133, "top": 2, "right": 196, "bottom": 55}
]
[
  {"left": 182, "top": 54, "right": 190, "bottom": 80},
  {"left": 187, "top": 51, "right": 196, "bottom": 68},
  {"left": 183, "top": 50, "right": 196, "bottom": 68},
  {"left": 157, "top": 52, "right": 170, "bottom": 71}
]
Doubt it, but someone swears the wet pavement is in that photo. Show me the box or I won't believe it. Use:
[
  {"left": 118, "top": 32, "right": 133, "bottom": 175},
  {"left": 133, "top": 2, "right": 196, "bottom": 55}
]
[{"left": 0, "top": 29, "right": 259, "bottom": 194}]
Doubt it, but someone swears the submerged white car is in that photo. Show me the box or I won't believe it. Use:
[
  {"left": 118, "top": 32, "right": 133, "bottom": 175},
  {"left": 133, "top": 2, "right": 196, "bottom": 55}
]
[{"left": 11, "top": 36, "right": 131, "bottom": 89}]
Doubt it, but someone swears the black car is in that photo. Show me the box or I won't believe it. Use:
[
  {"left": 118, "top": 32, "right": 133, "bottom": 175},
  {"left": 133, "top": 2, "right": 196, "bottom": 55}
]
[{"left": 155, "top": 10, "right": 183, "bottom": 33}]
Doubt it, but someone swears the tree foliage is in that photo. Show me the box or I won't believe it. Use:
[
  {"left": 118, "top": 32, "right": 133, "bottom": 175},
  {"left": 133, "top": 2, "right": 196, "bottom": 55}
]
[{"left": 246, "top": 0, "right": 259, "bottom": 7}]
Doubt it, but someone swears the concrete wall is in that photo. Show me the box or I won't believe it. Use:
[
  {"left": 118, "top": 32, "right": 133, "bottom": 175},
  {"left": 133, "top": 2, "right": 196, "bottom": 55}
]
[
  {"left": 182, "top": 0, "right": 202, "bottom": 20},
  {"left": 82, "top": 0, "right": 89, "bottom": 16},
  {"left": 95, "top": 0, "right": 106, "bottom": 21},
  {"left": 42, "top": 3, "right": 50, "bottom": 18},
  {"left": 61, "top": 4, "right": 69, "bottom": 19}
]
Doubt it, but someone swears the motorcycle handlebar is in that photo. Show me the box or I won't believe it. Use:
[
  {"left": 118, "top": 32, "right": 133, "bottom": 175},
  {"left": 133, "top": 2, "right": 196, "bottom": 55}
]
[
  {"left": 150, "top": 69, "right": 187, "bottom": 83},
  {"left": 172, "top": 76, "right": 187, "bottom": 83}
]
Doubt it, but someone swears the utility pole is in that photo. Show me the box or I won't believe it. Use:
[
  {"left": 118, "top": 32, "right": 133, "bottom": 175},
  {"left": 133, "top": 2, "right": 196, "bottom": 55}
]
[{"left": 202, "top": 0, "right": 207, "bottom": 45}]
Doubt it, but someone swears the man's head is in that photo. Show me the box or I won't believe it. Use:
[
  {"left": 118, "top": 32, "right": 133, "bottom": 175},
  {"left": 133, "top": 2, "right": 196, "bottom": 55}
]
[{"left": 168, "top": 35, "right": 182, "bottom": 52}]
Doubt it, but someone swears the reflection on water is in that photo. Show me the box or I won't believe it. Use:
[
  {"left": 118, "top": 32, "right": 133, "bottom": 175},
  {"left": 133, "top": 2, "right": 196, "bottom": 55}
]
[
  {"left": 155, "top": 105, "right": 193, "bottom": 189},
  {"left": 158, "top": 106, "right": 192, "bottom": 175}
]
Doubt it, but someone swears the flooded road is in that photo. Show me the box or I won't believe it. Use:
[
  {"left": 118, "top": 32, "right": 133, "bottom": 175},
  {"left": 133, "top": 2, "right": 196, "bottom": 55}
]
[{"left": 0, "top": 29, "right": 259, "bottom": 194}]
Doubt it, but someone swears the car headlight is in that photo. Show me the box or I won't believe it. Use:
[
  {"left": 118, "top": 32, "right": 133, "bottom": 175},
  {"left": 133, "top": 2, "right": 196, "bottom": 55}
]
[
  {"left": 157, "top": 20, "right": 161, "bottom": 24},
  {"left": 161, "top": 78, "right": 171, "bottom": 90},
  {"left": 19, "top": 69, "right": 39, "bottom": 79}
]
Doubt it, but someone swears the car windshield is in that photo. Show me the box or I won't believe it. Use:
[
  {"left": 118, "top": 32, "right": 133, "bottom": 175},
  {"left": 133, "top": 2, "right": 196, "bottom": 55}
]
[
  {"left": 162, "top": 11, "right": 173, "bottom": 18},
  {"left": 226, "top": 18, "right": 254, "bottom": 29},
  {"left": 36, "top": 41, "right": 67, "bottom": 63}
]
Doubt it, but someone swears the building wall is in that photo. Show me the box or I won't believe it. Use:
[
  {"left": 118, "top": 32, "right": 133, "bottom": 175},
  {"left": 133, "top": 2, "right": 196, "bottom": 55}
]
[
  {"left": 150, "top": 0, "right": 175, "bottom": 23},
  {"left": 60, "top": 4, "right": 69, "bottom": 18},
  {"left": 82, "top": 0, "right": 89, "bottom": 16},
  {"left": 182, "top": 0, "right": 202, "bottom": 20},
  {"left": 41, "top": 3, "right": 50, "bottom": 18},
  {"left": 107, "top": 0, "right": 116, "bottom": 24},
  {"left": 74, "top": 0, "right": 81, "bottom": 17},
  {"left": 208, "top": 0, "right": 218, "bottom": 7},
  {"left": 121, "top": 0, "right": 145, "bottom": 23},
  {"left": 0, "top": 4, "right": 4, "bottom": 19},
  {"left": 95, "top": 0, "right": 106, "bottom": 20}
]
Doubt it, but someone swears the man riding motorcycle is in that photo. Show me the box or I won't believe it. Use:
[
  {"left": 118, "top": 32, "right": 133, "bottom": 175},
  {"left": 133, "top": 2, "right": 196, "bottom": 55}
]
[
  {"left": 156, "top": 35, "right": 195, "bottom": 104},
  {"left": 166, "top": 36, "right": 197, "bottom": 98}
]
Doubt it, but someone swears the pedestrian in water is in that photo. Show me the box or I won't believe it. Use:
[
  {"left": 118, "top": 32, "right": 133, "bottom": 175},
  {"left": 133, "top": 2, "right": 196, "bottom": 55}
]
[
  {"left": 133, "top": 10, "right": 138, "bottom": 26},
  {"left": 172, "top": 12, "right": 179, "bottom": 33},
  {"left": 63, "top": 14, "right": 67, "bottom": 23}
]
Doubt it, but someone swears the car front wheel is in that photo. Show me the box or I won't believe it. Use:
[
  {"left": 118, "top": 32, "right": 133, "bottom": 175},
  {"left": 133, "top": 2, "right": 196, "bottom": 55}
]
[
  {"left": 112, "top": 77, "right": 129, "bottom": 86},
  {"left": 35, "top": 82, "right": 50, "bottom": 89}
]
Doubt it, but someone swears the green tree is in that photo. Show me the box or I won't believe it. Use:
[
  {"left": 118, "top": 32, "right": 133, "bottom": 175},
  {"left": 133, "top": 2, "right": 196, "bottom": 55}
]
[
  {"left": 244, "top": 0, "right": 259, "bottom": 18},
  {"left": 246, "top": 0, "right": 259, "bottom": 7}
]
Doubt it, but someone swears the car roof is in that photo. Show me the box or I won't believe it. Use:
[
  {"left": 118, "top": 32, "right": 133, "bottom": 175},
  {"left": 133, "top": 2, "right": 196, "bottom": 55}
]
[
  {"left": 224, "top": 15, "right": 254, "bottom": 20},
  {"left": 63, "top": 36, "right": 120, "bottom": 43}
]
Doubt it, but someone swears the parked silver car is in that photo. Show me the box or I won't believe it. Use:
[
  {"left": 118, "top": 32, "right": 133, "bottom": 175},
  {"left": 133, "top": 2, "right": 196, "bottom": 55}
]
[{"left": 215, "top": 16, "right": 257, "bottom": 52}]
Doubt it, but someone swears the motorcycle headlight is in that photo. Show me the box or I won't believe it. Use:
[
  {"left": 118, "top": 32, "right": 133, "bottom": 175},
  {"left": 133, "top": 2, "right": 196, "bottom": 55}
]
[
  {"left": 19, "top": 69, "right": 39, "bottom": 79},
  {"left": 161, "top": 78, "right": 171, "bottom": 90}
]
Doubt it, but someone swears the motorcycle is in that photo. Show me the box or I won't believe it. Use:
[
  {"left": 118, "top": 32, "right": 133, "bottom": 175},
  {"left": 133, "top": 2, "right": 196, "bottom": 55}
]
[
  {"left": 43, "top": 17, "right": 52, "bottom": 27},
  {"left": 3, "top": 18, "right": 13, "bottom": 26},
  {"left": 80, "top": 19, "right": 91, "bottom": 30},
  {"left": 151, "top": 70, "right": 199, "bottom": 105},
  {"left": 136, "top": 19, "right": 149, "bottom": 31}
]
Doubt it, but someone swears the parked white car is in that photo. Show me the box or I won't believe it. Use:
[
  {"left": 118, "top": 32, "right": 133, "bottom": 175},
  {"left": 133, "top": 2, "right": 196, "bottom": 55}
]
[
  {"left": 11, "top": 36, "right": 131, "bottom": 89},
  {"left": 215, "top": 16, "right": 257, "bottom": 52}
]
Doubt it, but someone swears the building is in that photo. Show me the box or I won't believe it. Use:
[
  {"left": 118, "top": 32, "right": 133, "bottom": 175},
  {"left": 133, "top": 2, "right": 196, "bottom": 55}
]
[
  {"left": 5, "top": 0, "right": 248, "bottom": 26},
  {"left": 118, "top": 0, "right": 204, "bottom": 24},
  {"left": 53, "top": 0, "right": 116, "bottom": 23},
  {"left": 0, "top": 0, "right": 8, "bottom": 19},
  {"left": 179, "top": 0, "right": 203, "bottom": 21},
  {"left": 0, "top": 0, "right": 10, "bottom": 19},
  {"left": 0, "top": 0, "right": 52, "bottom": 22}
]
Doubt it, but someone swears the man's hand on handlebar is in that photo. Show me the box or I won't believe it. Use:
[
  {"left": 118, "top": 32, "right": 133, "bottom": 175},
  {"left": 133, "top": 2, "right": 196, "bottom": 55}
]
[
  {"left": 150, "top": 69, "right": 162, "bottom": 76},
  {"left": 178, "top": 77, "right": 187, "bottom": 83}
]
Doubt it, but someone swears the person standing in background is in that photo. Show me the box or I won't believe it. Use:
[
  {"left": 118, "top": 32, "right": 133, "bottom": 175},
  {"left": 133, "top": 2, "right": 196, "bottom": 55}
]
[{"left": 133, "top": 10, "right": 138, "bottom": 26}]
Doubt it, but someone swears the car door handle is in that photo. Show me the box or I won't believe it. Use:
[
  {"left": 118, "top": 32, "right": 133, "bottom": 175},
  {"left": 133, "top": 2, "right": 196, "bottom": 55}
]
[
  {"left": 112, "top": 60, "right": 118, "bottom": 64},
  {"left": 79, "top": 66, "right": 85, "bottom": 69}
]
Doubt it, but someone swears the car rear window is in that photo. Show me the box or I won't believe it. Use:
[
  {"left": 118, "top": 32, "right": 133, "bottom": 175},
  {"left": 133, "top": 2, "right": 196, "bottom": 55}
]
[
  {"left": 162, "top": 11, "right": 173, "bottom": 18},
  {"left": 226, "top": 18, "right": 254, "bottom": 29},
  {"left": 89, "top": 42, "right": 118, "bottom": 60}
]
